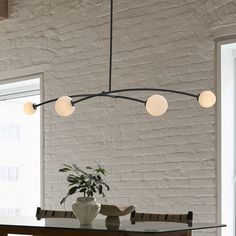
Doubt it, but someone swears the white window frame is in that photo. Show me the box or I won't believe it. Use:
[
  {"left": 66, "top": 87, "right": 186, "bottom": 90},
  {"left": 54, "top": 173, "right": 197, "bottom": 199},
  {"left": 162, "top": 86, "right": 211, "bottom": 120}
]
[
  {"left": 0, "top": 73, "right": 44, "bottom": 208},
  {"left": 216, "top": 37, "right": 236, "bottom": 236}
]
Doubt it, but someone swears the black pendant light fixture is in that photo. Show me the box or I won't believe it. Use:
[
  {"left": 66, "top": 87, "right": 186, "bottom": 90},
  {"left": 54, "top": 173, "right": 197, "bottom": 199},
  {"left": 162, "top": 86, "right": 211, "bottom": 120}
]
[{"left": 24, "top": 0, "right": 216, "bottom": 117}]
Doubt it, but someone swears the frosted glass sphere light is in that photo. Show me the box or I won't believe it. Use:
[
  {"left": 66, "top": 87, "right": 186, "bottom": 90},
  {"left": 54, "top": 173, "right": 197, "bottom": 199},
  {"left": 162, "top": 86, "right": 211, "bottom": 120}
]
[
  {"left": 23, "top": 102, "right": 36, "bottom": 115},
  {"left": 55, "top": 96, "right": 75, "bottom": 117},
  {"left": 198, "top": 90, "right": 216, "bottom": 108},
  {"left": 146, "top": 95, "right": 168, "bottom": 116}
]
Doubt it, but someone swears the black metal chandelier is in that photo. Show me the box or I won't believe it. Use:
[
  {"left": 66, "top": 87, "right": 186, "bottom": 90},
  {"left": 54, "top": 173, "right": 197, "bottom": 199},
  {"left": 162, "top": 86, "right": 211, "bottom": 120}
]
[{"left": 24, "top": 0, "right": 216, "bottom": 117}]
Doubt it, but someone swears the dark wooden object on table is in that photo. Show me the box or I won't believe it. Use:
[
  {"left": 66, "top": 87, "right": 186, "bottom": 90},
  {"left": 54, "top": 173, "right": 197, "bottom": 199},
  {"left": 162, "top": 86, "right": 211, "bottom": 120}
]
[
  {"left": 36, "top": 207, "right": 76, "bottom": 220},
  {"left": 36, "top": 208, "right": 193, "bottom": 236},
  {"left": 130, "top": 211, "right": 193, "bottom": 236}
]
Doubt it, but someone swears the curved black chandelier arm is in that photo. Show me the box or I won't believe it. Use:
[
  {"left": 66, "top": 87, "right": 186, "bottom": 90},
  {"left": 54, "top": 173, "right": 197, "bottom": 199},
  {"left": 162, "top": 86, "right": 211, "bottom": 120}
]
[
  {"left": 70, "top": 88, "right": 198, "bottom": 102},
  {"left": 33, "top": 87, "right": 197, "bottom": 109},
  {"left": 72, "top": 92, "right": 146, "bottom": 105},
  {"left": 34, "top": 98, "right": 57, "bottom": 108},
  {"left": 33, "top": 94, "right": 99, "bottom": 108},
  {"left": 99, "top": 94, "right": 145, "bottom": 104},
  {"left": 72, "top": 92, "right": 104, "bottom": 104},
  {"left": 33, "top": 93, "right": 94, "bottom": 108},
  {"left": 107, "top": 88, "right": 198, "bottom": 98},
  {"left": 71, "top": 88, "right": 197, "bottom": 105},
  {"left": 107, "top": 95, "right": 145, "bottom": 104}
]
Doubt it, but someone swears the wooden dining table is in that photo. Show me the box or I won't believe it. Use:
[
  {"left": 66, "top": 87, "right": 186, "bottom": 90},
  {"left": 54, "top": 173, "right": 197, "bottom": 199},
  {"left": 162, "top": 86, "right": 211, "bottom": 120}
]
[{"left": 0, "top": 217, "right": 226, "bottom": 236}]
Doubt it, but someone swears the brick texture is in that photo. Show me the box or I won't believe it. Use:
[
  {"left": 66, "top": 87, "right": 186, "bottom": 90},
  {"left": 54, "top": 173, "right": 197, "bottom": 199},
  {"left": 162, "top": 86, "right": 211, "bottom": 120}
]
[{"left": 1, "top": 0, "right": 235, "bottom": 235}]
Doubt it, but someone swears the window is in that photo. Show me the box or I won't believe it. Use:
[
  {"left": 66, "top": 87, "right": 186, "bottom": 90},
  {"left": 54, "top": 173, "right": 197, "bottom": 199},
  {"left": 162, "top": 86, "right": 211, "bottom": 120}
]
[
  {"left": 0, "top": 207, "right": 21, "bottom": 217},
  {"left": 0, "top": 77, "right": 41, "bottom": 217},
  {"left": 0, "top": 166, "right": 19, "bottom": 183},
  {"left": 217, "top": 40, "right": 236, "bottom": 236}
]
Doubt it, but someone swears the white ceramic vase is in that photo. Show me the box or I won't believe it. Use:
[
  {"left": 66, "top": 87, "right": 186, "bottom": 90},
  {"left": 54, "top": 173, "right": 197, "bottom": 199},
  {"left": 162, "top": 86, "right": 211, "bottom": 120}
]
[{"left": 72, "top": 197, "right": 101, "bottom": 226}]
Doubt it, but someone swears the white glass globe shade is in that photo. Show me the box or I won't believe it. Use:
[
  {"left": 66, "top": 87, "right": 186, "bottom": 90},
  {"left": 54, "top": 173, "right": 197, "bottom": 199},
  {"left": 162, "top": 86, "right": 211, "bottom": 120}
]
[
  {"left": 146, "top": 95, "right": 168, "bottom": 116},
  {"left": 55, "top": 96, "right": 75, "bottom": 117},
  {"left": 23, "top": 102, "right": 36, "bottom": 115},
  {"left": 198, "top": 90, "right": 216, "bottom": 108}
]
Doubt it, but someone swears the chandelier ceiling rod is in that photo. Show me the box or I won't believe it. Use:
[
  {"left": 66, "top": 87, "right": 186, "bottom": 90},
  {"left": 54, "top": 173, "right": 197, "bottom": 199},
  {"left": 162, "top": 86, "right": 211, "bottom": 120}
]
[
  {"left": 24, "top": 0, "right": 216, "bottom": 117},
  {"left": 109, "top": 0, "right": 113, "bottom": 92}
]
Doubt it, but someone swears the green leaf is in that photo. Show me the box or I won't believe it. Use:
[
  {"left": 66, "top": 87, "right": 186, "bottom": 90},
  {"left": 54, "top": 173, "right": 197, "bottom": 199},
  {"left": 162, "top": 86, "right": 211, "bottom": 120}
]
[
  {"left": 95, "top": 167, "right": 106, "bottom": 175},
  {"left": 69, "top": 186, "right": 78, "bottom": 195},
  {"left": 59, "top": 168, "right": 71, "bottom": 172},
  {"left": 72, "top": 164, "right": 80, "bottom": 172},
  {"left": 62, "top": 164, "right": 73, "bottom": 169},
  {"left": 67, "top": 177, "right": 78, "bottom": 185},
  {"left": 86, "top": 166, "right": 93, "bottom": 170},
  {"left": 79, "top": 188, "right": 87, "bottom": 192},
  {"left": 103, "top": 182, "right": 110, "bottom": 190},
  {"left": 87, "top": 190, "right": 93, "bottom": 197},
  {"left": 98, "top": 185, "right": 103, "bottom": 194},
  {"left": 60, "top": 195, "right": 69, "bottom": 205},
  {"left": 91, "top": 185, "right": 96, "bottom": 192}
]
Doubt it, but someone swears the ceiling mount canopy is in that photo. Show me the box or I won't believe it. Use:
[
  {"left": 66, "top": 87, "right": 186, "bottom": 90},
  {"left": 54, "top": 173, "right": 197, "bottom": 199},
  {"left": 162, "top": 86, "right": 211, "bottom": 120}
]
[{"left": 24, "top": 0, "right": 216, "bottom": 117}]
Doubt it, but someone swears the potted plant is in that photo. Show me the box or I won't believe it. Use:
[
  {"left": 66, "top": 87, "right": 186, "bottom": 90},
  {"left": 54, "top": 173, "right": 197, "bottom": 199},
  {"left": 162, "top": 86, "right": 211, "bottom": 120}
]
[{"left": 59, "top": 163, "right": 110, "bottom": 226}]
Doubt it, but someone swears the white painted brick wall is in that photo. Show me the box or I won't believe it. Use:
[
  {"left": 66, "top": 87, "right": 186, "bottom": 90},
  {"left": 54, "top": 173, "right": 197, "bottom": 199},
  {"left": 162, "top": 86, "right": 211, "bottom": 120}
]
[{"left": 1, "top": 0, "right": 236, "bottom": 235}]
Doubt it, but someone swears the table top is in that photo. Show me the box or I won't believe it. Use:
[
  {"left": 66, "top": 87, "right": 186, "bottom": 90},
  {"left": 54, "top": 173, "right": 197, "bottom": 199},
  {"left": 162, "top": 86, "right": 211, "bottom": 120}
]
[{"left": 0, "top": 217, "right": 226, "bottom": 234}]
